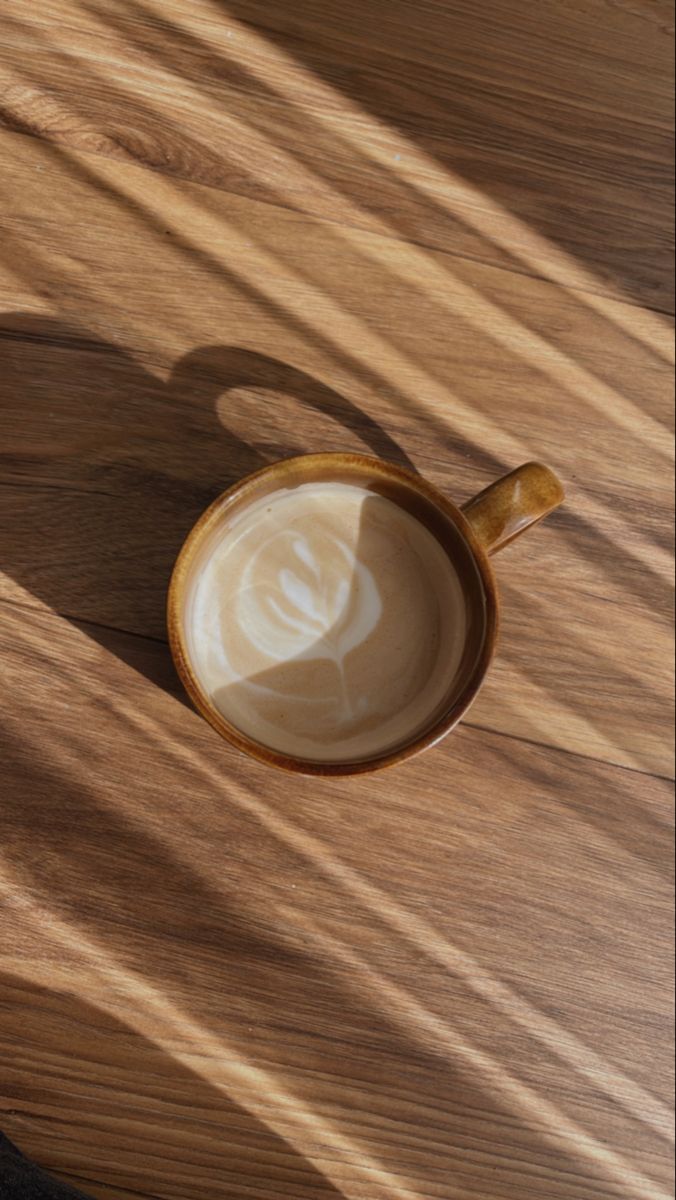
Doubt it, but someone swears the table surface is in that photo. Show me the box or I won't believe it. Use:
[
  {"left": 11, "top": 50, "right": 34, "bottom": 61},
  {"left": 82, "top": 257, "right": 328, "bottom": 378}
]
[{"left": 0, "top": 2, "right": 674, "bottom": 1198}]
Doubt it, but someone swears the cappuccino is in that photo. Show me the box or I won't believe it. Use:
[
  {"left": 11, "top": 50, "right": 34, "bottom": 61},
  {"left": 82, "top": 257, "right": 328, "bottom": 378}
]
[{"left": 185, "top": 482, "right": 467, "bottom": 762}]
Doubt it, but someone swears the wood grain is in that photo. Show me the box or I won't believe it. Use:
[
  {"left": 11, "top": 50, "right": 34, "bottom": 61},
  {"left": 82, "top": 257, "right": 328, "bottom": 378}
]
[{"left": 0, "top": 1, "right": 673, "bottom": 1198}]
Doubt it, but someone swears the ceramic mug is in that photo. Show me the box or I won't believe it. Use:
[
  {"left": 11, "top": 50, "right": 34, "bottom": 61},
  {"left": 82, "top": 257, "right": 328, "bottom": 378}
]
[{"left": 168, "top": 454, "right": 564, "bottom": 775}]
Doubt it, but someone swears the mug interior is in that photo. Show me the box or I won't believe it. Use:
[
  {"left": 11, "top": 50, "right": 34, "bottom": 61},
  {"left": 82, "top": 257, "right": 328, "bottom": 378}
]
[{"left": 168, "top": 455, "right": 496, "bottom": 775}]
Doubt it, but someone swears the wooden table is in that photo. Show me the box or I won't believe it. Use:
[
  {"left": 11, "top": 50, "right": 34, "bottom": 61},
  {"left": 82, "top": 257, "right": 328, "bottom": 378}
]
[{"left": 0, "top": 2, "right": 673, "bottom": 1197}]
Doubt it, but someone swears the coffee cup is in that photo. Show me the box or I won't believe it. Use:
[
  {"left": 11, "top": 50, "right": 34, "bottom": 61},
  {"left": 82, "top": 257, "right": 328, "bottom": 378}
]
[{"left": 168, "top": 455, "right": 564, "bottom": 775}]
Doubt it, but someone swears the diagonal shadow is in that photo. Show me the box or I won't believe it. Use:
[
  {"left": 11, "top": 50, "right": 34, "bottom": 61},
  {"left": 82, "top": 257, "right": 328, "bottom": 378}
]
[
  {"left": 6, "top": 0, "right": 672, "bottom": 318},
  {"left": 0, "top": 972, "right": 343, "bottom": 1200},
  {"left": 208, "top": 0, "right": 674, "bottom": 313},
  {"left": 2, "top": 729, "right": 667, "bottom": 1200},
  {"left": 97, "top": 0, "right": 675, "bottom": 392}
]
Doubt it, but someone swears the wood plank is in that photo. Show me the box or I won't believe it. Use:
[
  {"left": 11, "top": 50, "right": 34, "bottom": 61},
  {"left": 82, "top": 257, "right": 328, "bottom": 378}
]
[{"left": 0, "top": 602, "right": 673, "bottom": 1199}]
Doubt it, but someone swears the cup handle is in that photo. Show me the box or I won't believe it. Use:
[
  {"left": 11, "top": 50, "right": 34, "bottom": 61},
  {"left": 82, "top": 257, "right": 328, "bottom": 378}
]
[{"left": 461, "top": 462, "right": 565, "bottom": 556}]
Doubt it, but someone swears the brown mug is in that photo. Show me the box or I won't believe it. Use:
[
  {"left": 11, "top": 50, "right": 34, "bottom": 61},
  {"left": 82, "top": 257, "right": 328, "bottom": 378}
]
[{"left": 168, "top": 455, "right": 564, "bottom": 775}]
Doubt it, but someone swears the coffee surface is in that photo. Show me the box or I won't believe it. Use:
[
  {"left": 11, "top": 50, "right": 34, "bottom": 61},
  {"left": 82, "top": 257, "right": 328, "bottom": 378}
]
[{"left": 186, "top": 483, "right": 467, "bottom": 761}]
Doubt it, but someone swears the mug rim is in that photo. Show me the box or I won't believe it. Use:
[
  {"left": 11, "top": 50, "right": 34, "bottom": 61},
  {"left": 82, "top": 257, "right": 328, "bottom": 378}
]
[{"left": 167, "top": 452, "right": 499, "bottom": 776}]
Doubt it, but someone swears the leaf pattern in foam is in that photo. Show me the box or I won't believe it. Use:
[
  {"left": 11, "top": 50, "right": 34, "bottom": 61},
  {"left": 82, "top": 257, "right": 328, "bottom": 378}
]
[{"left": 238, "top": 530, "right": 382, "bottom": 666}]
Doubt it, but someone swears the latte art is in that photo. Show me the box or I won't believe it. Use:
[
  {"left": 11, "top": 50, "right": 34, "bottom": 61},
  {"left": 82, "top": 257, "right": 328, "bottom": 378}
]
[
  {"left": 187, "top": 483, "right": 468, "bottom": 762},
  {"left": 238, "top": 530, "right": 382, "bottom": 694}
]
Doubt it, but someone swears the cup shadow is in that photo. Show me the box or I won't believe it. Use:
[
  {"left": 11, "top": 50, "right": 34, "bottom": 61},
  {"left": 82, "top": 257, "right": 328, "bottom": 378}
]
[{"left": 0, "top": 312, "right": 415, "bottom": 704}]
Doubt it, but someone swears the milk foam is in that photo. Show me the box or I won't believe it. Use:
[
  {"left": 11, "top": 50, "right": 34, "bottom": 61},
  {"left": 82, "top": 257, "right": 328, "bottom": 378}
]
[{"left": 186, "top": 482, "right": 467, "bottom": 762}]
